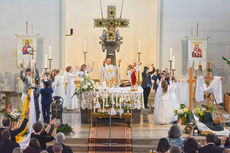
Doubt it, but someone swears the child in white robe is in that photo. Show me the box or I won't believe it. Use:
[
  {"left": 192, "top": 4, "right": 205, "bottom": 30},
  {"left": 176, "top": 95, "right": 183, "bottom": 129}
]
[
  {"left": 78, "top": 62, "right": 94, "bottom": 77},
  {"left": 53, "top": 69, "right": 66, "bottom": 104},
  {"left": 153, "top": 80, "right": 174, "bottom": 124},
  {"left": 65, "top": 66, "right": 80, "bottom": 110}
]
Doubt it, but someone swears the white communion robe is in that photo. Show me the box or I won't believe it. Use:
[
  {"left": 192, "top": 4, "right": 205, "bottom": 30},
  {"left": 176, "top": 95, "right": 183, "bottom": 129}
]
[
  {"left": 53, "top": 71, "right": 66, "bottom": 104},
  {"left": 100, "top": 63, "right": 120, "bottom": 87},
  {"left": 65, "top": 70, "right": 80, "bottom": 110},
  {"left": 169, "top": 81, "right": 180, "bottom": 111},
  {"left": 153, "top": 82, "right": 174, "bottom": 124},
  {"left": 196, "top": 76, "right": 223, "bottom": 104}
]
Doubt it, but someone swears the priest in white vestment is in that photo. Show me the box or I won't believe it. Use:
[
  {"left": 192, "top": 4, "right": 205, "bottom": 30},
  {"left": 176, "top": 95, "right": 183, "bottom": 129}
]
[{"left": 100, "top": 58, "right": 121, "bottom": 87}]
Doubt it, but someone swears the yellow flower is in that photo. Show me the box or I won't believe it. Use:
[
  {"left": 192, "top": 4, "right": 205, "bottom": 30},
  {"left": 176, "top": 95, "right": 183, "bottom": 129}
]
[
  {"left": 184, "top": 108, "right": 188, "bottom": 112},
  {"left": 199, "top": 111, "right": 204, "bottom": 116},
  {"left": 195, "top": 108, "right": 199, "bottom": 112}
]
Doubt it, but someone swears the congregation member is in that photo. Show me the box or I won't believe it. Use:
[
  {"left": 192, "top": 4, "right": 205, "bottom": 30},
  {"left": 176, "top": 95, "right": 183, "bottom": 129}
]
[
  {"left": 47, "top": 132, "right": 73, "bottom": 153},
  {"left": 40, "top": 81, "right": 53, "bottom": 123},
  {"left": 170, "top": 146, "right": 181, "bottom": 153},
  {"left": 31, "top": 118, "right": 60, "bottom": 150},
  {"left": 152, "top": 69, "right": 161, "bottom": 93},
  {"left": 141, "top": 64, "right": 155, "bottom": 108},
  {"left": 183, "top": 138, "right": 199, "bottom": 153},
  {"left": 41, "top": 69, "right": 55, "bottom": 88},
  {"left": 224, "top": 149, "right": 230, "bottom": 153},
  {"left": 20, "top": 62, "right": 39, "bottom": 105},
  {"left": 65, "top": 66, "right": 80, "bottom": 110},
  {"left": 156, "top": 138, "right": 170, "bottom": 153},
  {"left": 12, "top": 148, "right": 23, "bottom": 153},
  {"left": 52, "top": 143, "right": 63, "bottom": 153},
  {"left": 34, "top": 79, "right": 41, "bottom": 121},
  {"left": 0, "top": 129, "right": 20, "bottom": 153},
  {"left": 167, "top": 124, "right": 184, "bottom": 150},
  {"left": 23, "top": 138, "right": 42, "bottom": 153},
  {"left": 198, "top": 134, "right": 224, "bottom": 153},
  {"left": 0, "top": 106, "right": 29, "bottom": 142}
]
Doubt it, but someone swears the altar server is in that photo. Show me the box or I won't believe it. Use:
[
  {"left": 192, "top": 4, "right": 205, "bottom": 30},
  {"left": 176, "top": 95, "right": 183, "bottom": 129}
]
[
  {"left": 65, "top": 66, "right": 80, "bottom": 110},
  {"left": 53, "top": 69, "right": 66, "bottom": 103}
]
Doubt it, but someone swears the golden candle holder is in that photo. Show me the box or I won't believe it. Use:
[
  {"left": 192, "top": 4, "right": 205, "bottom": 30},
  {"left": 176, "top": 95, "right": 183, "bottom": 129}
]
[
  {"left": 172, "top": 69, "right": 176, "bottom": 77},
  {"left": 83, "top": 51, "right": 87, "bottom": 64},
  {"left": 48, "top": 59, "right": 53, "bottom": 71},
  {"left": 137, "top": 51, "right": 142, "bottom": 85},
  {"left": 168, "top": 60, "right": 173, "bottom": 75},
  {"left": 17, "top": 77, "right": 20, "bottom": 110}
]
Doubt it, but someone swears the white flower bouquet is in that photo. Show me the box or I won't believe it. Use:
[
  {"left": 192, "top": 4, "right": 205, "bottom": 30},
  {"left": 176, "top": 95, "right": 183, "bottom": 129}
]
[
  {"left": 10, "top": 109, "right": 21, "bottom": 122},
  {"left": 74, "top": 73, "right": 95, "bottom": 97}
]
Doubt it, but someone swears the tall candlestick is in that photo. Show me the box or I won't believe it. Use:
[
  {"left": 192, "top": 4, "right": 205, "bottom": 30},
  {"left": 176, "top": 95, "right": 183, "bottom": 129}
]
[
  {"left": 83, "top": 40, "right": 87, "bottom": 52},
  {"left": 138, "top": 40, "right": 141, "bottom": 52},
  {"left": 31, "top": 59, "right": 35, "bottom": 68},
  {"left": 48, "top": 46, "right": 52, "bottom": 59},
  {"left": 103, "top": 97, "right": 105, "bottom": 113},
  {"left": 172, "top": 56, "right": 175, "bottom": 69},
  {"left": 44, "top": 54, "right": 48, "bottom": 68},
  {"left": 169, "top": 48, "right": 173, "bottom": 61}
]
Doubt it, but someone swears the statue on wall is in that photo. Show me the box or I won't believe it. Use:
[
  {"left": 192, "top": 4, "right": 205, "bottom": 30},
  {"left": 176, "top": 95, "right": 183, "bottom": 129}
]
[{"left": 94, "top": 5, "right": 129, "bottom": 65}]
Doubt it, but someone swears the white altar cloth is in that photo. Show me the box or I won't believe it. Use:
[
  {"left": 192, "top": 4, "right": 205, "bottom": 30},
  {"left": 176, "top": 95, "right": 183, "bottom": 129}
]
[{"left": 80, "top": 86, "right": 144, "bottom": 110}]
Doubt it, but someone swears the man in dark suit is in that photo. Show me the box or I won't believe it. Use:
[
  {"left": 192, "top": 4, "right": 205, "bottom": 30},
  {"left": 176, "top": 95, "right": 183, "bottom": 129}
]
[
  {"left": 152, "top": 69, "right": 161, "bottom": 93},
  {"left": 141, "top": 64, "right": 155, "bottom": 108},
  {"left": 0, "top": 129, "right": 20, "bottom": 153},
  {"left": 47, "top": 132, "right": 73, "bottom": 153},
  {"left": 198, "top": 134, "right": 224, "bottom": 153},
  {"left": 0, "top": 106, "right": 29, "bottom": 143}
]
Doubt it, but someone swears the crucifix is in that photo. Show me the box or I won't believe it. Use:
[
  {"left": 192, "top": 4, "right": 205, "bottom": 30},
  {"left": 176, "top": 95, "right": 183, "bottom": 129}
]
[
  {"left": 94, "top": 5, "right": 129, "bottom": 65},
  {"left": 187, "top": 62, "right": 224, "bottom": 111}
]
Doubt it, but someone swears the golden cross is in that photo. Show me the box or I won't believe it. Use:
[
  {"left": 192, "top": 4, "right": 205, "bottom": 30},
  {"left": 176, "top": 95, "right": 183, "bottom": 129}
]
[{"left": 94, "top": 5, "right": 129, "bottom": 42}]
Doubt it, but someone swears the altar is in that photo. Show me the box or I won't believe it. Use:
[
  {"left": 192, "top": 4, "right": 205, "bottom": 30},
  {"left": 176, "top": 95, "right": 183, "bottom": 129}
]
[{"left": 80, "top": 86, "right": 144, "bottom": 124}]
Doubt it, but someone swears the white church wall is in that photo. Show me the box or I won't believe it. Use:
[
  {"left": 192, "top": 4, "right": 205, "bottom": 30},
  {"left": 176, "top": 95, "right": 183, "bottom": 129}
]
[
  {"left": 159, "top": 0, "right": 230, "bottom": 92},
  {"left": 0, "top": 0, "right": 63, "bottom": 91}
]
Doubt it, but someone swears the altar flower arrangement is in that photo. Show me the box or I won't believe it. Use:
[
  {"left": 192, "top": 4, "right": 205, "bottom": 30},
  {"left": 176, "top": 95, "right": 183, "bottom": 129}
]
[
  {"left": 10, "top": 109, "right": 21, "bottom": 122},
  {"left": 174, "top": 104, "right": 191, "bottom": 124},
  {"left": 74, "top": 73, "right": 95, "bottom": 97},
  {"left": 194, "top": 104, "right": 214, "bottom": 122}
]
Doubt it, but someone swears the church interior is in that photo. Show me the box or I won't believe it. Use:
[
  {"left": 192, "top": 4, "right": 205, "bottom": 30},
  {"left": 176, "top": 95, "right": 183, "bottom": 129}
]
[{"left": 0, "top": 0, "right": 230, "bottom": 153}]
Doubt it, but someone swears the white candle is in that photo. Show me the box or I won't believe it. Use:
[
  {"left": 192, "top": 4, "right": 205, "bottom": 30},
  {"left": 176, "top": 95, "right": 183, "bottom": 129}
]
[
  {"left": 172, "top": 56, "right": 175, "bottom": 69},
  {"left": 48, "top": 46, "right": 52, "bottom": 59},
  {"left": 138, "top": 40, "right": 141, "bottom": 52},
  {"left": 44, "top": 54, "right": 48, "bottom": 68},
  {"left": 102, "top": 81, "right": 106, "bottom": 89},
  {"left": 169, "top": 48, "right": 173, "bottom": 61},
  {"left": 84, "top": 40, "right": 87, "bottom": 52}
]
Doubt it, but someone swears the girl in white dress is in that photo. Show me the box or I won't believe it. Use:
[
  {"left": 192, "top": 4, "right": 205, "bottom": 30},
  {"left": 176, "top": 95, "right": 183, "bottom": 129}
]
[
  {"left": 78, "top": 62, "right": 94, "bottom": 77},
  {"left": 153, "top": 80, "right": 174, "bottom": 124},
  {"left": 65, "top": 66, "right": 80, "bottom": 110},
  {"left": 53, "top": 69, "right": 66, "bottom": 102},
  {"left": 169, "top": 76, "right": 180, "bottom": 111}
]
